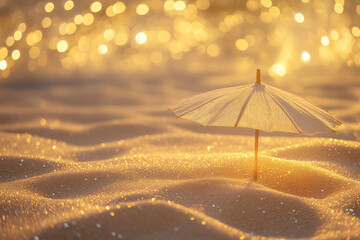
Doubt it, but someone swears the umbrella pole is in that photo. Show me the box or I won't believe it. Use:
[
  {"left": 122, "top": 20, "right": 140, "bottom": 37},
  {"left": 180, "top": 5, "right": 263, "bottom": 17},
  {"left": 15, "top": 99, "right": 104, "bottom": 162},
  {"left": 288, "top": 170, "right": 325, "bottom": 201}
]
[{"left": 254, "top": 129, "right": 259, "bottom": 181}]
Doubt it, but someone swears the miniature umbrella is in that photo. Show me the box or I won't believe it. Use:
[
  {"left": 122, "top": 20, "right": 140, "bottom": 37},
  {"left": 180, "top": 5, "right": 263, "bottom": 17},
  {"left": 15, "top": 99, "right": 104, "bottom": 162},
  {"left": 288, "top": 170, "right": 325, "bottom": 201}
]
[{"left": 169, "top": 69, "right": 342, "bottom": 181}]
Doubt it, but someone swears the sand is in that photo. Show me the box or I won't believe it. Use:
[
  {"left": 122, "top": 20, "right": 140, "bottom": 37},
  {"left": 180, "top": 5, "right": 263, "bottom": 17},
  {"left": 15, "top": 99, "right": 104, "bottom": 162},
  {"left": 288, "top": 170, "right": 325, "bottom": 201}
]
[{"left": 1, "top": 69, "right": 360, "bottom": 240}]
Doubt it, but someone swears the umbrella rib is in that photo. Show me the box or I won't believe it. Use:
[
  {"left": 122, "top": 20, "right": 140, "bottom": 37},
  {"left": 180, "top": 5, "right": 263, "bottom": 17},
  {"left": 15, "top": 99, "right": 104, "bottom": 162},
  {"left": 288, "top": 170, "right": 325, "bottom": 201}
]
[
  {"left": 266, "top": 89, "right": 303, "bottom": 134},
  {"left": 270, "top": 86, "right": 342, "bottom": 125},
  {"left": 234, "top": 87, "right": 255, "bottom": 127},
  {"left": 175, "top": 92, "right": 233, "bottom": 118}
]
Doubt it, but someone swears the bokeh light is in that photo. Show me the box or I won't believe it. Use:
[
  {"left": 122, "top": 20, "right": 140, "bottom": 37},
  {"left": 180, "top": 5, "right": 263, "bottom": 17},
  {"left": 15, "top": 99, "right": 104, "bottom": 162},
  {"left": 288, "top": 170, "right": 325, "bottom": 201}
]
[
  {"left": 57, "top": 40, "right": 68, "bottom": 53},
  {"left": 235, "top": 39, "right": 249, "bottom": 51},
  {"left": 301, "top": 51, "right": 311, "bottom": 62},
  {"left": 135, "top": 32, "right": 147, "bottom": 45},
  {"left": 269, "top": 61, "right": 286, "bottom": 77},
  {"left": 173, "top": 1, "right": 186, "bottom": 11},
  {"left": 321, "top": 36, "right": 330, "bottom": 46},
  {"left": 136, "top": 4, "right": 149, "bottom": 15},
  {"left": 294, "top": 13, "right": 304, "bottom": 23},
  {"left": 0, "top": 0, "right": 358, "bottom": 79},
  {"left": 64, "top": 0, "right": 74, "bottom": 11},
  {"left": 97, "top": 44, "right": 108, "bottom": 55},
  {"left": 90, "top": 2, "right": 102, "bottom": 13},
  {"left": 11, "top": 50, "right": 21, "bottom": 60},
  {"left": 44, "top": 2, "right": 54, "bottom": 13},
  {"left": 0, "top": 60, "right": 7, "bottom": 70}
]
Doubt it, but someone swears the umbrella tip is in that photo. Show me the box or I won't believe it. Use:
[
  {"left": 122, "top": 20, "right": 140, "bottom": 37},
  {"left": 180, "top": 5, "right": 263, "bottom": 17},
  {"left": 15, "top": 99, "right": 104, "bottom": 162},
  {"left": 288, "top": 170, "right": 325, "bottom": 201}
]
[{"left": 256, "top": 69, "right": 261, "bottom": 84}]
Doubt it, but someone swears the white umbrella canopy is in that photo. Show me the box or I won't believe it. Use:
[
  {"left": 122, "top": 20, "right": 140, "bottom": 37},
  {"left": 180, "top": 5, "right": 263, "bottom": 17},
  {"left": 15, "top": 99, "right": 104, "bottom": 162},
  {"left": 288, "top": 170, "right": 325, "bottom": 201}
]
[{"left": 170, "top": 69, "right": 342, "bottom": 180}]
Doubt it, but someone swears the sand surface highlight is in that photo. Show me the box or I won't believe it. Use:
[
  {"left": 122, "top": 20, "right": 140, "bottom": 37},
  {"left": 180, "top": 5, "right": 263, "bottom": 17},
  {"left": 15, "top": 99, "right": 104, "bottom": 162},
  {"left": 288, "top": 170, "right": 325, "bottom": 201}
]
[{"left": 1, "top": 71, "right": 360, "bottom": 240}]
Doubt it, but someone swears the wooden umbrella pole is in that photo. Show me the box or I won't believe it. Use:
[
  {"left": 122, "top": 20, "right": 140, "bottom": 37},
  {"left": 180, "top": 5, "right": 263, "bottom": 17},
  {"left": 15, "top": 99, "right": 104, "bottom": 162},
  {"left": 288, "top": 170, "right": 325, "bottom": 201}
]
[
  {"left": 254, "top": 129, "right": 259, "bottom": 181},
  {"left": 254, "top": 69, "right": 260, "bottom": 181}
]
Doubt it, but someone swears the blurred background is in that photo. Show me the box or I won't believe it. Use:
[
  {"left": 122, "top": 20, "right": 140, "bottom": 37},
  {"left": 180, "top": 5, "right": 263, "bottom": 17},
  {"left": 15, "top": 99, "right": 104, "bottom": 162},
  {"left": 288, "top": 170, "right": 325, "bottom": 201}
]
[
  {"left": 0, "top": 0, "right": 359, "bottom": 141},
  {"left": 0, "top": 0, "right": 359, "bottom": 80}
]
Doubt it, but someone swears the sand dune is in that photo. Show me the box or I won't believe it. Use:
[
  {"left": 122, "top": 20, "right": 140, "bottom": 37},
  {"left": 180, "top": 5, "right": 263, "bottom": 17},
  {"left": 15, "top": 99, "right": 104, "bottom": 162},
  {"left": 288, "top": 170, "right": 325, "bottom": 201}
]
[{"left": 1, "top": 72, "right": 360, "bottom": 240}]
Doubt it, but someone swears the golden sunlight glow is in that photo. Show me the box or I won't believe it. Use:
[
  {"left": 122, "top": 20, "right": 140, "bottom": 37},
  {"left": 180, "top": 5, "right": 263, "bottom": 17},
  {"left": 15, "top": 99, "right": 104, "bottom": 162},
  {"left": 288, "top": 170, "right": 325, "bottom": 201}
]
[
  {"left": 104, "top": 29, "right": 115, "bottom": 41},
  {"left": 246, "top": 0, "right": 259, "bottom": 11},
  {"left": 57, "top": 40, "right": 69, "bottom": 53},
  {"left": 235, "top": 39, "right": 249, "bottom": 51},
  {"left": 135, "top": 32, "right": 147, "bottom": 44},
  {"left": 29, "top": 46, "right": 40, "bottom": 59},
  {"left": 14, "top": 31, "right": 22, "bottom": 41},
  {"left": 49, "top": 37, "right": 59, "bottom": 50},
  {"left": 83, "top": 13, "right": 94, "bottom": 25},
  {"left": 64, "top": 0, "right": 74, "bottom": 11},
  {"left": 321, "top": 36, "right": 330, "bottom": 46},
  {"left": 269, "top": 61, "right": 286, "bottom": 77},
  {"left": 260, "top": 0, "right": 272, "bottom": 8},
  {"left": 6, "top": 37, "right": 14, "bottom": 47},
  {"left": 97, "top": 44, "right": 108, "bottom": 55},
  {"left": 11, "top": 50, "right": 20, "bottom": 60},
  {"left": 196, "top": 0, "right": 210, "bottom": 10},
  {"left": 207, "top": 44, "right": 220, "bottom": 57},
  {"left": 59, "top": 23, "right": 67, "bottom": 35},
  {"left": 0, "top": 0, "right": 358, "bottom": 77},
  {"left": 106, "top": 6, "right": 116, "bottom": 17},
  {"left": 113, "top": 2, "right": 126, "bottom": 14},
  {"left": 74, "top": 15, "right": 83, "bottom": 25},
  {"left": 136, "top": 4, "right": 149, "bottom": 15},
  {"left": 164, "top": 1, "right": 175, "bottom": 11},
  {"left": 65, "top": 23, "right": 77, "bottom": 35},
  {"left": 331, "top": 30, "right": 339, "bottom": 40},
  {"left": 334, "top": 3, "right": 344, "bottom": 14},
  {"left": 269, "top": 6, "right": 280, "bottom": 17},
  {"left": 157, "top": 30, "right": 171, "bottom": 43},
  {"left": 260, "top": 12, "right": 272, "bottom": 23},
  {"left": 18, "top": 23, "right": 26, "bottom": 32},
  {"left": 44, "top": 2, "right": 54, "bottom": 13},
  {"left": 26, "top": 30, "right": 43, "bottom": 46},
  {"left": 173, "top": 1, "right": 186, "bottom": 11},
  {"left": 294, "top": 13, "right": 304, "bottom": 23},
  {"left": 301, "top": 51, "right": 311, "bottom": 61},
  {"left": 66, "top": 23, "right": 77, "bottom": 35},
  {"left": 114, "top": 32, "right": 128, "bottom": 46},
  {"left": 0, "top": 47, "right": 8, "bottom": 59},
  {"left": 42, "top": 17, "right": 52, "bottom": 28},
  {"left": 352, "top": 27, "right": 360, "bottom": 37},
  {"left": 0, "top": 60, "right": 7, "bottom": 70},
  {"left": 90, "top": 2, "right": 102, "bottom": 13}
]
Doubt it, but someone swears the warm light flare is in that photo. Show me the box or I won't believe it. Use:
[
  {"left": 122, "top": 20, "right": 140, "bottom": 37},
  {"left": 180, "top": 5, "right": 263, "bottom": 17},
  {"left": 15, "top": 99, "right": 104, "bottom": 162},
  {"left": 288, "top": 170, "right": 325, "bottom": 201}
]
[
  {"left": 269, "top": 62, "right": 286, "bottom": 77},
  {"left": 11, "top": 50, "right": 21, "bottom": 60},
  {"left": 113, "top": 2, "right": 126, "bottom": 14},
  {"left": 136, "top": 4, "right": 149, "bottom": 15},
  {"left": 57, "top": 40, "right": 69, "bottom": 53},
  {"left": 14, "top": 31, "right": 22, "bottom": 41},
  {"left": 294, "top": 13, "right": 304, "bottom": 23},
  {"left": 0, "top": 0, "right": 358, "bottom": 78},
  {"left": 235, "top": 39, "right": 249, "bottom": 51},
  {"left": 90, "top": 1, "right": 102, "bottom": 13},
  {"left": 334, "top": 3, "right": 344, "bottom": 14},
  {"left": 135, "top": 32, "right": 147, "bottom": 44},
  {"left": 173, "top": 1, "right": 186, "bottom": 11},
  {"left": 98, "top": 44, "right": 108, "bottom": 55},
  {"left": 301, "top": 51, "right": 311, "bottom": 62},
  {"left": 0, "top": 60, "right": 7, "bottom": 70},
  {"left": 44, "top": 2, "right": 54, "bottom": 13},
  {"left": 64, "top": 0, "right": 74, "bottom": 11},
  {"left": 42, "top": 17, "right": 52, "bottom": 28},
  {"left": 104, "top": 29, "right": 115, "bottom": 41},
  {"left": 321, "top": 36, "right": 330, "bottom": 46}
]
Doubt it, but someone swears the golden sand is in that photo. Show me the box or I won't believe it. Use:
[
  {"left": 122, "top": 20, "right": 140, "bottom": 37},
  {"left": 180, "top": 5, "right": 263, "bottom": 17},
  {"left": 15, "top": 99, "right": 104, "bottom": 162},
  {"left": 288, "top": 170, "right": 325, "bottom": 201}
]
[{"left": 0, "top": 71, "right": 359, "bottom": 240}]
